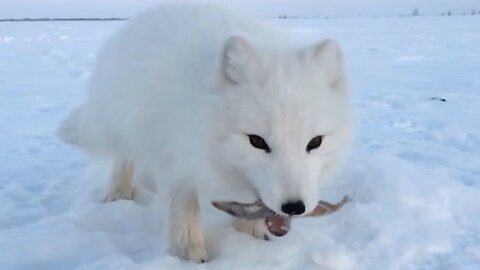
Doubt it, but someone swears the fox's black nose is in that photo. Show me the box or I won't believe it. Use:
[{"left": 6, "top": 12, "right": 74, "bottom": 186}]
[{"left": 281, "top": 200, "right": 305, "bottom": 216}]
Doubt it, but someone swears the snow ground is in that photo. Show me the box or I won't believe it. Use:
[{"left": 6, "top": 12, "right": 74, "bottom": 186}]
[{"left": 1, "top": 16, "right": 480, "bottom": 270}]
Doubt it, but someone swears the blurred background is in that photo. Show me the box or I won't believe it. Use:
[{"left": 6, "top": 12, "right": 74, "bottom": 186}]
[{"left": 1, "top": 0, "right": 479, "bottom": 19}]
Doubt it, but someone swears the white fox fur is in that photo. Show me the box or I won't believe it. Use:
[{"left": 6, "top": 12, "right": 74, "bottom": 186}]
[{"left": 58, "top": 3, "right": 352, "bottom": 262}]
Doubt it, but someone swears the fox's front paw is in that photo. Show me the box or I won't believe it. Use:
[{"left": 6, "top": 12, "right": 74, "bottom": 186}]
[
  {"left": 187, "top": 243, "right": 208, "bottom": 263},
  {"left": 169, "top": 235, "right": 208, "bottom": 263},
  {"left": 233, "top": 218, "right": 270, "bottom": 240}
]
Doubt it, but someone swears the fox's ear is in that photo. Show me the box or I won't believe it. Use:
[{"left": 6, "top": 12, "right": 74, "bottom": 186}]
[
  {"left": 221, "top": 36, "right": 257, "bottom": 84},
  {"left": 303, "top": 39, "right": 346, "bottom": 90}
]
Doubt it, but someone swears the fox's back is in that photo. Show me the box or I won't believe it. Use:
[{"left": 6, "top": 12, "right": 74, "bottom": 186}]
[{"left": 66, "top": 4, "right": 281, "bottom": 159}]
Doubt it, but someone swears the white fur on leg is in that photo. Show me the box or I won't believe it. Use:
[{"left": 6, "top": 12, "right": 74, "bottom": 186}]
[
  {"left": 168, "top": 188, "right": 207, "bottom": 263},
  {"left": 232, "top": 218, "right": 270, "bottom": 240},
  {"left": 103, "top": 159, "right": 135, "bottom": 202}
]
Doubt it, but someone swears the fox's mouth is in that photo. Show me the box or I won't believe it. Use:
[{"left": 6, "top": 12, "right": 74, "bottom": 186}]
[{"left": 211, "top": 195, "right": 350, "bottom": 237}]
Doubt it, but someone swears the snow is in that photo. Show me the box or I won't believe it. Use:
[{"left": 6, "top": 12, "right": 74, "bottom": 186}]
[{"left": 1, "top": 15, "right": 480, "bottom": 269}]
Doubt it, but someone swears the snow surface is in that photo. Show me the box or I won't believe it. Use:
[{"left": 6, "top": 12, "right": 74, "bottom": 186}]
[{"left": 1, "top": 16, "right": 480, "bottom": 270}]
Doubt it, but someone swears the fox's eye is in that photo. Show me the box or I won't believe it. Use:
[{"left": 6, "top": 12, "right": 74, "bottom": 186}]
[
  {"left": 306, "top": 135, "right": 323, "bottom": 152},
  {"left": 248, "top": 134, "right": 271, "bottom": 153}
]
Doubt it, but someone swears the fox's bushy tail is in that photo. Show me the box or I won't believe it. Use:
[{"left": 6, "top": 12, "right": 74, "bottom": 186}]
[{"left": 56, "top": 107, "right": 89, "bottom": 147}]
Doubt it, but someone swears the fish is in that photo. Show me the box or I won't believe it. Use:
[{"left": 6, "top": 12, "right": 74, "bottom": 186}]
[{"left": 212, "top": 195, "right": 351, "bottom": 237}]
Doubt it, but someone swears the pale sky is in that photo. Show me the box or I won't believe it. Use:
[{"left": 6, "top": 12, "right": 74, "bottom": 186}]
[{"left": 0, "top": 0, "right": 478, "bottom": 18}]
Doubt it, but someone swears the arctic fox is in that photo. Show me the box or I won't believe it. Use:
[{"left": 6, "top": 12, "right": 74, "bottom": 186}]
[{"left": 58, "top": 3, "right": 352, "bottom": 262}]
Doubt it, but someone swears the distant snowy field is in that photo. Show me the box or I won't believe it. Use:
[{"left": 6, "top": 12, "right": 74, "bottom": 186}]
[{"left": 1, "top": 16, "right": 479, "bottom": 270}]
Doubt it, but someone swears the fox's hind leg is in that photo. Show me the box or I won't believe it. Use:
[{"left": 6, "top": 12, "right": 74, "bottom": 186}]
[{"left": 103, "top": 159, "right": 135, "bottom": 202}]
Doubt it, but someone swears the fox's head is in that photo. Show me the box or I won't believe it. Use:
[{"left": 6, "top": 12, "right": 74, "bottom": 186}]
[{"left": 210, "top": 36, "right": 352, "bottom": 216}]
